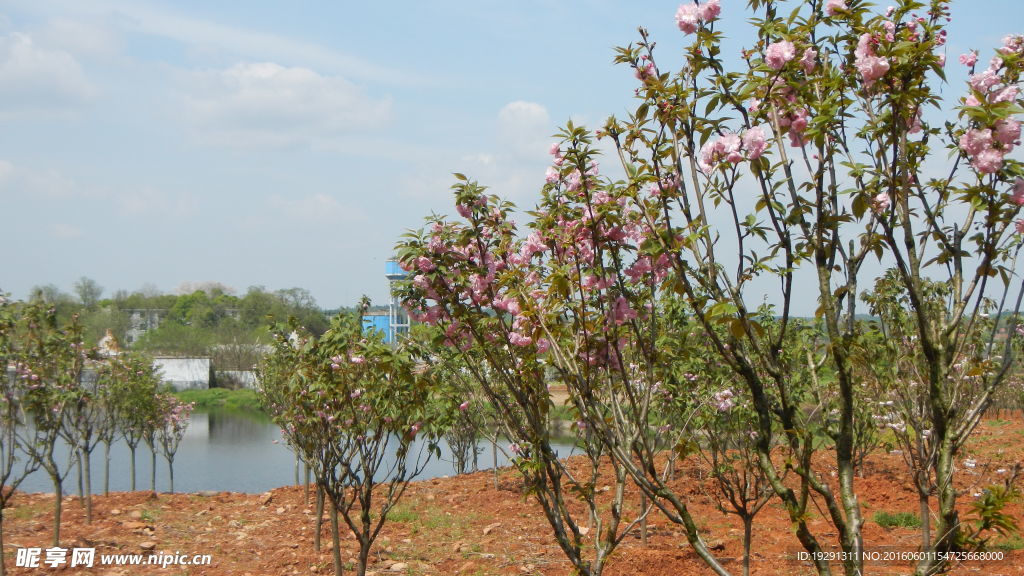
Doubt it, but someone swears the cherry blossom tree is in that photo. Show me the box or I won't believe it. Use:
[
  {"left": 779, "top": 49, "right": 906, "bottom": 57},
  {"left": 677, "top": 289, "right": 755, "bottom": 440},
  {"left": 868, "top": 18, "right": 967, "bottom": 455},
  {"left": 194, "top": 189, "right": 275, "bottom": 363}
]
[
  {"left": 259, "top": 300, "right": 445, "bottom": 576},
  {"left": 400, "top": 1, "right": 1023, "bottom": 575}
]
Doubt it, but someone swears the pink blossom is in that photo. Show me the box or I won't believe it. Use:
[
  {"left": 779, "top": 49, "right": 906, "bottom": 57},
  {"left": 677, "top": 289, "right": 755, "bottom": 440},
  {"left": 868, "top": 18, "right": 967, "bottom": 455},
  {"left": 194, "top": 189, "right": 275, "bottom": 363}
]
[
  {"left": 1011, "top": 178, "right": 1024, "bottom": 206},
  {"left": 1017, "top": 220, "right": 1024, "bottom": 234},
  {"left": 994, "top": 118, "right": 1021, "bottom": 148},
  {"left": 609, "top": 296, "right": 638, "bottom": 325},
  {"left": 765, "top": 40, "right": 796, "bottom": 70},
  {"left": 626, "top": 256, "right": 653, "bottom": 282},
  {"left": 415, "top": 256, "right": 435, "bottom": 272},
  {"left": 456, "top": 203, "right": 472, "bottom": 218},
  {"left": 854, "top": 34, "right": 889, "bottom": 86},
  {"left": 509, "top": 332, "right": 533, "bottom": 347},
  {"left": 634, "top": 61, "right": 655, "bottom": 81},
  {"left": 720, "top": 133, "right": 743, "bottom": 163},
  {"left": 459, "top": 401, "right": 470, "bottom": 412},
  {"left": 959, "top": 51, "right": 978, "bottom": 67},
  {"left": 1000, "top": 34, "right": 1024, "bottom": 56},
  {"left": 742, "top": 126, "right": 768, "bottom": 159},
  {"left": 535, "top": 338, "right": 550, "bottom": 354},
  {"left": 969, "top": 70, "right": 1000, "bottom": 93},
  {"left": 800, "top": 47, "right": 817, "bottom": 74},
  {"left": 699, "top": 0, "right": 721, "bottom": 20},
  {"left": 675, "top": 3, "right": 699, "bottom": 34},
  {"left": 825, "top": 0, "right": 847, "bottom": 16},
  {"left": 548, "top": 142, "right": 561, "bottom": 157},
  {"left": 972, "top": 148, "right": 1005, "bottom": 174},
  {"left": 991, "top": 86, "right": 1020, "bottom": 104},
  {"left": 959, "top": 128, "right": 993, "bottom": 156},
  {"left": 872, "top": 192, "right": 891, "bottom": 213},
  {"left": 965, "top": 95, "right": 981, "bottom": 107},
  {"left": 713, "top": 389, "right": 735, "bottom": 412},
  {"left": 545, "top": 166, "right": 559, "bottom": 184}
]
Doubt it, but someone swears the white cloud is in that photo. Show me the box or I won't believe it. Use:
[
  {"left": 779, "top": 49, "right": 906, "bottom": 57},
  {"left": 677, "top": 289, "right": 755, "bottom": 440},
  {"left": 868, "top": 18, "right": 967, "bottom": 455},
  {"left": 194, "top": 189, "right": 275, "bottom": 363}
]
[
  {"left": 7, "top": 0, "right": 409, "bottom": 83},
  {"left": 117, "top": 186, "right": 197, "bottom": 217},
  {"left": 0, "top": 32, "right": 97, "bottom": 118},
  {"left": 497, "top": 100, "right": 552, "bottom": 159},
  {"left": 50, "top": 223, "right": 83, "bottom": 239},
  {"left": 35, "top": 18, "right": 121, "bottom": 59},
  {"left": 268, "top": 193, "right": 365, "bottom": 224},
  {"left": 183, "top": 62, "right": 392, "bottom": 149}
]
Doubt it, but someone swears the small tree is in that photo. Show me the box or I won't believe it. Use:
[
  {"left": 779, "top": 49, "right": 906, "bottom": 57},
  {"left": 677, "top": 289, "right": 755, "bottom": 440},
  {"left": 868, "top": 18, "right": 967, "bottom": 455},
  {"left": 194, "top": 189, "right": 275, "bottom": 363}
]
[
  {"left": 108, "top": 353, "right": 161, "bottom": 491},
  {"left": 156, "top": 394, "right": 193, "bottom": 493},
  {"left": 260, "top": 300, "right": 444, "bottom": 576},
  {"left": 0, "top": 296, "right": 40, "bottom": 576},
  {"left": 16, "top": 304, "right": 84, "bottom": 546}
]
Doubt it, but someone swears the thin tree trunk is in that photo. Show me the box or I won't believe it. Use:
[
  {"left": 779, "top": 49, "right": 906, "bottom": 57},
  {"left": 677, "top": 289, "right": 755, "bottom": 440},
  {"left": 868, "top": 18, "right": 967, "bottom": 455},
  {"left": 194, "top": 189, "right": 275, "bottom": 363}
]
[
  {"left": 103, "top": 441, "right": 111, "bottom": 495},
  {"left": 304, "top": 462, "right": 311, "bottom": 504},
  {"left": 329, "top": 504, "right": 343, "bottom": 576},
  {"left": 640, "top": 492, "right": 648, "bottom": 546},
  {"left": 52, "top": 475, "right": 63, "bottom": 547},
  {"left": 314, "top": 488, "right": 325, "bottom": 552},
  {"left": 150, "top": 448, "right": 156, "bottom": 492},
  {"left": 76, "top": 453, "right": 84, "bottom": 500},
  {"left": 129, "top": 445, "right": 137, "bottom": 491},
  {"left": 0, "top": 509, "right": 7, "bottom": 576},
  {"left": 83, "top": 451, "right": 93, "bottom": 523},
  {"left": 743, "top": 515, "right": 753, "bottom": 576},
  {"left": 492, "top": 440, "right": 498, "bottom": 490},
  {"left": 168, "top": 459, "right": 175, "bottom": 494}
]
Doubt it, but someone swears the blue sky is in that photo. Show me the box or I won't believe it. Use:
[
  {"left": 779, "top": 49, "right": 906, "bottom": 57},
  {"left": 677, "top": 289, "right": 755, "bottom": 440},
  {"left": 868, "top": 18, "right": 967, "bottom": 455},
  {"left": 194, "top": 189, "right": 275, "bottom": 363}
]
[{"left": 1, "top": 1, "right": 1021, "bottom": 310}]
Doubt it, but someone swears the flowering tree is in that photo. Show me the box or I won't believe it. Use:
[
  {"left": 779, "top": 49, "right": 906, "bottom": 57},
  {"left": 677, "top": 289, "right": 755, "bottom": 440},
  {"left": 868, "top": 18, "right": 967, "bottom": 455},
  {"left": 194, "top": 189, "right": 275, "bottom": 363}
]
[
  {"left": 156, "top": 394, "right": 193, "bottom": 493},
  {"left": 400, "top": 1, "right": 1023, "bottom": 575},
  {"left": 15, "top": 304, "right": 85, "bottom": 546},
  {"left": 259, "top": 301, "right": 444, "bottom": 576},
  {"left": 0, "top": 296, "right": 41, "bottom": 576},
  {"left": 104, "top": 353, "right": 161, "bottom": 491},
  {"left": 398, "top": 183, "right": 654, "bottom": 576}
]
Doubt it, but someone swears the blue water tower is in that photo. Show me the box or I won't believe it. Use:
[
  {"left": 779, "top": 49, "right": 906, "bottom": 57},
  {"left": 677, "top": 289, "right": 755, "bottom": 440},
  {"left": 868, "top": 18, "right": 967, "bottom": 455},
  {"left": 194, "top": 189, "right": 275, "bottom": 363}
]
[{"left": 385, "top": 259, "right": 409, "bottom": 343}]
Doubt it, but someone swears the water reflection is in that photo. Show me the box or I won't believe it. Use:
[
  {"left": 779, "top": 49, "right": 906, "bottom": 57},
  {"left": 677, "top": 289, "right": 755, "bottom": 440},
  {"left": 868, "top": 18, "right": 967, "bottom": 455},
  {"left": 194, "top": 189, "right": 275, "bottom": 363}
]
[{"left": 18, "top": 409, "right": 576, "bottom": 494}]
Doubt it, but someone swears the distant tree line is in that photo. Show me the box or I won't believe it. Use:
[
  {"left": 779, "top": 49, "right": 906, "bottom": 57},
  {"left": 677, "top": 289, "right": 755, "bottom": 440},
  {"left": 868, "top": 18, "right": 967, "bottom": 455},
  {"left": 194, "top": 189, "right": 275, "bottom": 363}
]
[{"left": 25, "top": 278, "right": 333, "bottom": 371}]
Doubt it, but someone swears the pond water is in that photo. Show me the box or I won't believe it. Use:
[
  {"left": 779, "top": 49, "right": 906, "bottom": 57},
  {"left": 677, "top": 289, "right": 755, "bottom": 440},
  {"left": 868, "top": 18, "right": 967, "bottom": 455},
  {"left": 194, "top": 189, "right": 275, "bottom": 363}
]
[{"left": 19, "top": 409, "right": 576, "bottom": 494}]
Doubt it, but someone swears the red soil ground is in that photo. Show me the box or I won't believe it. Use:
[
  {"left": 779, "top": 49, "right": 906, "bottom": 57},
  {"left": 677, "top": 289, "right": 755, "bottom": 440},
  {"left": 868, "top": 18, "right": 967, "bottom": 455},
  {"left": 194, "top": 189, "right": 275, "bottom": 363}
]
[{"left": 4, "top": 418, "right": 1023, "bottom": 576}]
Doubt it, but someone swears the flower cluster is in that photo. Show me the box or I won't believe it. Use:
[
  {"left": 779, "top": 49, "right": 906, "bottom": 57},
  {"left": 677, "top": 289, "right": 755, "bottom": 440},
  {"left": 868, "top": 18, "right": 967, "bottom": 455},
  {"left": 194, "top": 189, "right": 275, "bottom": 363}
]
[
  {"left": 958, "top": 37, "right": 1023, "bottom": 174},
  {"left": 698, "top": 126, "right": 769, "bottom": 172},
  {"left": 675, "top": 0, "right": 720, "bottom": 35},
  {"left": 854, "top": 33, "right": 890, "bottom": 88}
]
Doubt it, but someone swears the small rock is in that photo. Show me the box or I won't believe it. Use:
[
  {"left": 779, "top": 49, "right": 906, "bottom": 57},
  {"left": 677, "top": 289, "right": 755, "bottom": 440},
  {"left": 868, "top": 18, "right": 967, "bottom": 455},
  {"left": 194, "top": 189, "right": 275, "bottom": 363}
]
[
  {"left": 123, "top": 521, "right": 147, "bottom": 530},
  {"left": 139, "top": 541, "right": 157, "bottom": 551},
  {"left": 276, "top": 507, "right": 286, "bottom": 514},
  {"left": 389, "top": 563, "right": 408, "bottom": 572},
  {"left": 109, "top": 508, "right": 121, "bottom": 515},
  {"left": 482, "top": 522, "right": 502, "bottom": 535},
  {"left": 129, "top": 510, "right": 143, "bottom": 520},
  {"left": 198, "top": 490, "right": 218, "bottom": 497},
  {"left": 261, "top": 492, "right": 274, "bottom": 506}
]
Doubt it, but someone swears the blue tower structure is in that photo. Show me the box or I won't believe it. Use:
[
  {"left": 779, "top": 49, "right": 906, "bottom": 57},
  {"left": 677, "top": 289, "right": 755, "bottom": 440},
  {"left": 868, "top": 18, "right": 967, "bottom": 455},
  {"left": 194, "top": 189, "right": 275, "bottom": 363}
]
[{"left": 384, "top": 259, "right": 409, "bottom": 343}]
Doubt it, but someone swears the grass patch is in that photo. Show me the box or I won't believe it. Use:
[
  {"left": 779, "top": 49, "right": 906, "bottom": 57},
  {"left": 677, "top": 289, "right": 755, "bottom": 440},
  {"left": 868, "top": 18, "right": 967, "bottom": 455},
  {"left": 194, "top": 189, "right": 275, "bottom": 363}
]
[
  {"left": 171, "top": 388, "right": 264, "bottom": 412},
  {"left": 992, "top": 535, "right": 1024, "bottom": 551},
  {"left": 873, "top": 511, "right": 921, "bottom": 529}
]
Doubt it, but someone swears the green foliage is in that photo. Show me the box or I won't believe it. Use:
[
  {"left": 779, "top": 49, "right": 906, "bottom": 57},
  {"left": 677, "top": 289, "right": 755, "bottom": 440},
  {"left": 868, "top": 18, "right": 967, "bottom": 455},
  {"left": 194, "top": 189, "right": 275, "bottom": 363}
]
[
  {"left": 874, "top": 511, "right": 923, "bottom": 529},
  {"left": 172, "top": 388, "right": 262, "bottom": 412}
]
